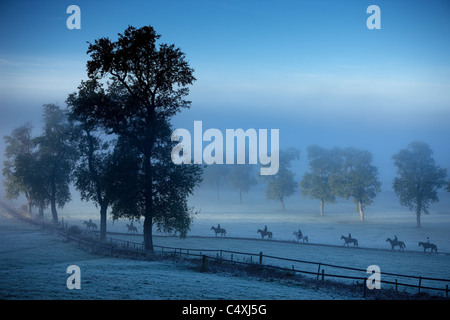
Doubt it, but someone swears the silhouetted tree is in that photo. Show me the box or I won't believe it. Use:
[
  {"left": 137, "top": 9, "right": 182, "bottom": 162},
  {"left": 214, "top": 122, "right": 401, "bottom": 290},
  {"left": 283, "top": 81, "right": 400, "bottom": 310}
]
[
  {"left": 107, "top": 122, "right": 202, "bottom": 238},
  {"left": 34, "top": 104, "right": 77, "bottom": 223},
  {"left": 13, "top": 149, "right": 49, "bottom": 217},
  {"left": 392, "top": 141, "right": 447, "bottom": 228},
  {"left": 299, "top": 145, "right": 341, "bottom": 216},
  {"left": 2, "top": 123, "right": 35, "bottom": 213},
  {"left": 262, "top": 148, "right": 300, "bottom": 210},
  {"left": 83, "top": 25, "right": 200, "bottom": 251},
  {"left": 331, "top": 147, "right": 381, "bottom": 221},
  {"left": 67, "top": 79, "right": 117, "bottom": 241}
]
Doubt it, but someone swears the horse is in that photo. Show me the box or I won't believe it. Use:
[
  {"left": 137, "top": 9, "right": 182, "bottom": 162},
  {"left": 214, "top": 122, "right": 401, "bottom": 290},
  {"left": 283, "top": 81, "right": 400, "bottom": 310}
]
[
  {"left": 83, "top": 220, "right": 97, "bottom": 230},
  {"left": 211, "top": 226, "right": 226, "bottom": 237},
  {"left": 341, "top": 235, "right": 358, "bottom": 247},
  {"left": 126, "top": 224, "right": 138, "bottom": 233},
  {"left": 386, "top": 238, "right": 405, "bottom": 251},
  {"left": 257, "top": 229, "right": 273, "bottom": 240},
  {"left": 293, "top": 230, "right": 308, "bottom": 243},
  {"left": 419, "top": 242, "right": 438, "bottom": 253}
]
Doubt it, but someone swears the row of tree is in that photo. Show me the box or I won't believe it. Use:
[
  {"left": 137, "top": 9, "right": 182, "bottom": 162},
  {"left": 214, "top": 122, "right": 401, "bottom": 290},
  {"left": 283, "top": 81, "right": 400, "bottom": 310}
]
[
  {"left": 2, "top": 26, "right": 203, "bottom": 252},
  {"left": 203, "top": 143, "right": 449, "bottom": 228}
]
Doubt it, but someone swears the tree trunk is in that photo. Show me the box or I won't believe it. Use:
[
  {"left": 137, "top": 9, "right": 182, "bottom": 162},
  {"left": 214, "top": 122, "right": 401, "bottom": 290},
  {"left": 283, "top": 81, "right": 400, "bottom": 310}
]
[
  {"left": 239, "top": 188, "right": 242, "bottom": 204},
  {"left": 358, "top": 200, "right": 364, "bottom": 221},
  {"left": 280, "top": 197, "right": 285, "bottom": 210},
  {"left": 320, "top": 199, "right": 324, "bottom": 216},
  {"left": 143, "top": 144, "right": 154, "bottom": 252},
  {"left": 25, "top": 194, "right": 32, "bottom": 215},
  {"left": 38, "top": 204, "right": 44, "bottom": 219},
  {"left": 50, "top": 178, "right": 58, "bottom": 223},
  {"left": 143, "top": 215, "right": 153, "bottom": 251},
  {"left": 416, "top": 202, "right": 422, "bottom": 228},
  {"left": 100, "top": 204, "right": 107, "bottom": 242}
]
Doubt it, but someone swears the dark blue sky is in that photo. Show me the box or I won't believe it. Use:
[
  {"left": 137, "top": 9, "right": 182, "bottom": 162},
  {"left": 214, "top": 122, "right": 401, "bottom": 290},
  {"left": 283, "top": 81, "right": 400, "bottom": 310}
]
[{"left": 1, "top": 0, "right": 449, "bottom": 188}]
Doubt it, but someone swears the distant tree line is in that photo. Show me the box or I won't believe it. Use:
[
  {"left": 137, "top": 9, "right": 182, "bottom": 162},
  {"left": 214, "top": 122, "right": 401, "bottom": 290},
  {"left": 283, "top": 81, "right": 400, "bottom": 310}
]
[{"left": 201, "top": 142, "right": 448, "bottom": 227}]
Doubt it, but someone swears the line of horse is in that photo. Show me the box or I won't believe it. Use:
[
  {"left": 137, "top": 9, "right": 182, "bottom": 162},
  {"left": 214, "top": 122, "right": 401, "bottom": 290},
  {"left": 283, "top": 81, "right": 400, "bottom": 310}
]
[
  {"left": 210, "top": 224, "right": 438, "bottom": 254},
  {"left": 83, "top": 219, "right": 438, "bottom": 254},
  {"left": 83, "top": 219, "right": 138, "bottom": 233}
]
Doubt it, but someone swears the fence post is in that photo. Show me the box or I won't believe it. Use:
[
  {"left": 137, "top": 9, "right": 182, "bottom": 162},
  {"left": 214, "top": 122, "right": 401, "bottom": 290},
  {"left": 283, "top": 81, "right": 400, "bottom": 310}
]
[
  {"left": 259, "top": 252, "right": 263, "bottom": 265},
  {"left": 202, "top": 255, "right": 207, "bottom": 272},
  {"left": 418, "top": 276, "right": 422, "bottom": 294},
  {"left": 321, "top": 269, "right": 325, "bottom": 282},
  {"left": 363, "top": 278, "right": 367, "bottom": 298},
  {"left": 316, "top": 263, "right": 321, "bottom": 280}
]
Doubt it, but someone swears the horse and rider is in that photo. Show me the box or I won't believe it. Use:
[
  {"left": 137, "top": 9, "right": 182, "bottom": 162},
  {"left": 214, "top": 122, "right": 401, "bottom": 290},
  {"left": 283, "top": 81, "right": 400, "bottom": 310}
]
[
  {"left": 211, "top": 223, "right": 226, "bottom": 237},
  {"left": 293, "top": 228, "right": 308, "bottom": 243},
  {"left": 126, "top": 221, "right": 138, "bottom": 233},
  {"left": 419, "top": 237, "right": 438, "bottom": 253},
  {"left": 386, "top": 235, "right": 406, "bottom": 250},
  {"left": 83, "top": 218, "right": 97, "bottom": 230},
  {"left": 341, "top": 233, "right": 358, "bottom": 247},
  {"left": 257, "top": 225, "right": 272, "bottom": 239}
]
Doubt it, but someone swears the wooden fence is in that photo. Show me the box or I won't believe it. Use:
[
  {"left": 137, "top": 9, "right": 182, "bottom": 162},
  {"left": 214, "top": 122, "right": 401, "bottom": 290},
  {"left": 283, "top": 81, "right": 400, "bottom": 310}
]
[
  {"left": 61, "top": 224, "right": 449, "bottom": 299},
  {"left": 1, "top": 202, "right": 448, "bottom": 299}
]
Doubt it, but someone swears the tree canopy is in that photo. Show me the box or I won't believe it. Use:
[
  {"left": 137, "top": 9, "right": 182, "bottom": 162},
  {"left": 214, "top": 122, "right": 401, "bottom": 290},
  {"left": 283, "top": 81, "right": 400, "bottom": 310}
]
[
  {"left": 331, "top": 147, "right": 381, "bottom": 221},
  {"left": 2, "top": 123, "right": 35, "bottom": 213},
  {"left": 299, "top": 145, "right": 340, "bottom": 216},
  {"left": 83, "top": 25, "right": 201, "bottom": 250},
  {"left": 262, "top": 148, "right": 300, "bottom": 210},
  {"left": 392, "top": 141, "right": 447, "bottom": 227}
]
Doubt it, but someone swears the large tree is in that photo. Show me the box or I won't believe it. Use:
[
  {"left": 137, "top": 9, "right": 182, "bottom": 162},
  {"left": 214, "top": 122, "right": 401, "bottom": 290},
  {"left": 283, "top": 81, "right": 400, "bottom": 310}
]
[
  {"left": 299, "top": 145, "right": 341, "bottom": 216},
  {"left": 34, "top": 104, "right": 77, "bottom": 223},
  {"left": 331, "top": 147, "right": 381, "bottom": 221},
  {"left": 82, "top": 25, "right": 200, "bottom": 251},
  {"left": 106, "top": 122, "right": 202, "bottom": 238},
  {"left": 262, "top": 148, "right": 300, "bottom": 210},
  {"left": 67, "top": 79, "right": 116, "bottom": 242},
  {"left": 392, "top": 141, "right": 447, "bottom": 228},
  {"left": 13, "top": 149, "right": 49, "bottom": 218},
  {"left": 2, "top": 123, "right": 35, "bottom": 213}
]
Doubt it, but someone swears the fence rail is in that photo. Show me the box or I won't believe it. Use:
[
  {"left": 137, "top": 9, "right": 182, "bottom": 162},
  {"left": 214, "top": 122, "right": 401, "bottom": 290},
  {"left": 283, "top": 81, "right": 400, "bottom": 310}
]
[
  {"left": 1, "top": 202, "right": 448, "bottom": 299},
  {"left": 72, "top": 227, "right": 450, "bottom": 298}
]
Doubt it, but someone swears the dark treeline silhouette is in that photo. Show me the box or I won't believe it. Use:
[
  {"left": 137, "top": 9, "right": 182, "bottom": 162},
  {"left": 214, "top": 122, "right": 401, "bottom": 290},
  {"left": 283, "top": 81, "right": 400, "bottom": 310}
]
[{"left": 2, "top": 25, "right": 203, "bottom": 251}]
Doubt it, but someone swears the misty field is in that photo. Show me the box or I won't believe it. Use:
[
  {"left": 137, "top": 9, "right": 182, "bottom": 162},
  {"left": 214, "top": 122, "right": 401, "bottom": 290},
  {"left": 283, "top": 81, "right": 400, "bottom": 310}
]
[
  {"left": 0, "top": 207, "right": 365, "bottom": 300},
  {"left": 1, "top": 188, "right": 449, "bottom": 299}
]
